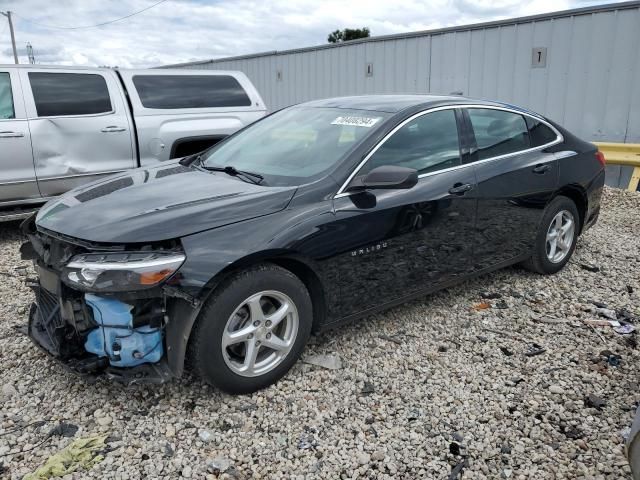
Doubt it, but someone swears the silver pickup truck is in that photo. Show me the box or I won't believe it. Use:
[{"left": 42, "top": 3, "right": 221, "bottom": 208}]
[{"left": 0, "top": 65, "right": 266, "bottom": 220}]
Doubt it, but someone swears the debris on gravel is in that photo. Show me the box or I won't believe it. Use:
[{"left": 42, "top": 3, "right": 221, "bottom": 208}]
[
  {"left": 0, "top": 186, "right": 638, "bottom": 479},
  {"left": 480, "top": 292, "right": 502, "bottom": 300},
  {"left": 302, "top": 353, "right": 342, "bottom": 370},
  {"left": 584, "top": 393, "right": 607, "bottom": 411},
  {"left": 524, "top": 343, "right": 546, "bottom": 357},
  {"left": 48, "top": 422, "right": 79, "bottom": 438},
  {"left": 207, "top": 455, "right": 233, "bottom": 474},
  {"left": 593, "top": 306, "right": 619, "bottom": 320},
  {"left": 360, "top": 381, "right": 375, "bottom": 396},
  {"left": 580, "top": 262, "right": 601, "bottom": 272}
]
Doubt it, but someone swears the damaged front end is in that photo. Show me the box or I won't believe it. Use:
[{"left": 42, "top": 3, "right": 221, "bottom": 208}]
[{"left": 21, "top": 214, "right": 196, "bottom": 384}]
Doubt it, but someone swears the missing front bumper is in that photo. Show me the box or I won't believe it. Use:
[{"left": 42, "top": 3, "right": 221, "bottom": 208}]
[{"left": 27, "top": 287, "right": 174, "bottom": 385}]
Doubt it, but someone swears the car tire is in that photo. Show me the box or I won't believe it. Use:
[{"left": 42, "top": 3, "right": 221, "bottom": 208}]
[
  {"left": 521, "top": 195, "right": 580, "bottom": 275},
  {"left": 188, "top": 263, "right": 312, "bottom": 394}
]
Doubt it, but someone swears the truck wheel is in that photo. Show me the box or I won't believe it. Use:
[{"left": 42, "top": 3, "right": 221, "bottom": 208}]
[
  {"left": 188, "top": 264, "right": 312, "bottom": 394},
  {"left": 521, "top": 196, "right": 580, "bottom": 275}
]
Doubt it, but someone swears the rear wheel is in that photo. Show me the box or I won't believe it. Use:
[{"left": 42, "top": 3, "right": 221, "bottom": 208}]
[
  {"left": 522, "top": 196, "right": 580, "bottom": 274},
  {"left": 188, "top": 264, "right": 312, "bottom": 394}
]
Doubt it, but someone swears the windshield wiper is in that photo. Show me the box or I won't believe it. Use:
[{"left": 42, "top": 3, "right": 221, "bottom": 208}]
[
  {"left": 179, "top": 152, "right": 203, "bottom": 167},
  {"left": 200, "top": 164, "right": 264, "bottom": 185}
]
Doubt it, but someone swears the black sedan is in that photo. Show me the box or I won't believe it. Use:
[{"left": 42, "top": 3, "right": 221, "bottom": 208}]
[{"left": 22, "top": 95, "right": 605, "bottom": 393}]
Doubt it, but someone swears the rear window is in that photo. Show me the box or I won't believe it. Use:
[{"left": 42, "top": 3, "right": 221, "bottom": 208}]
[
  {"left": 29, "top": 72, "right": 112, "bottom": 117},
  {"left": 468, "top": 108, "right": 530, "bottom": 160},
  {"left": 526, "top": 117, "right": 558, "bottom": 147},
  {"left": 132, "top": 75, "right": 252, "bottom": 109}
]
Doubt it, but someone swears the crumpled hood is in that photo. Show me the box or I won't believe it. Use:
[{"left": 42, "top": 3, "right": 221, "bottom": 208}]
[{"left": 36, "top": 162, "right": 297, "bottom": 243}]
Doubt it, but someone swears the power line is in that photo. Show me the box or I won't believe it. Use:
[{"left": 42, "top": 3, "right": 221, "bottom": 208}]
[{"left": 13, "top": 0, "right": 169, "bottom": 30}]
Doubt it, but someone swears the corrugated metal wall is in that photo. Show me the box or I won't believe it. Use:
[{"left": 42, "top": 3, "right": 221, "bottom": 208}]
[{"left": 170, "top": 2, "right": 640, "bottom": 187}]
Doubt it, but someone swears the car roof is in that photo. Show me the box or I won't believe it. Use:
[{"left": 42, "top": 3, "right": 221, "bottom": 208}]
[
  {"left": 0, "top": 65, "right": 245, "bottom": 76},
  {"left": 300, "top": 95, "right": 488, "bottom": 113},
  {"left": 0, "top": 64, "right": 113, "bottom": 71},
  {"left": 298, "top": 94, "right": 504, "bottom": 113}
]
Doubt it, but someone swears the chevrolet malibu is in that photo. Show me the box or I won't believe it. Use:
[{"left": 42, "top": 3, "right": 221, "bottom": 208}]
[{"left": 22, "top": 95, "right": 605, "bottom": 394}]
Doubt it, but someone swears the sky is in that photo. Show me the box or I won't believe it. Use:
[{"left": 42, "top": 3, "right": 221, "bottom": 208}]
[{"left": 0, "top": 0, "right": 615, "bottom": 68}]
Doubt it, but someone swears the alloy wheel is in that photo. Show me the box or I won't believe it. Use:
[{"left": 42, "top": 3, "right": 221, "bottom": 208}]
[
  {"left": 221, "top": 290, "right": 299, "bottom": 377},
  {"left": 545, "top": 210, "right": 575, "bottom": 263}
]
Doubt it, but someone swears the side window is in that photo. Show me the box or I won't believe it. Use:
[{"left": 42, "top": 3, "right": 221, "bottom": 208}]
[
  {"left": 468, "top": 109, "right": 530, "bottom": 160},
  {"left": 0, "top": 72, "right": 15, "bottom": 119},
  {"left": 526, "top": 117, "right": 558, "bottom": 147},
  {"left": 28, "top": 72, "right": 112, "bottom": 117},
  {"left": 362, "top": 109, "right": 461, "bottom": 175},
  {"left": 132, "top": 75, "right": 252, "bottom": 109}
]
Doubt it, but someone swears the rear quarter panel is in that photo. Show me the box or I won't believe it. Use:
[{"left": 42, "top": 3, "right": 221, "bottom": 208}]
[
  {"left": 553, "top": 126, "right": 605, "bottom": 228},
  {"left": 133, "top": 111, "right": 266, "bottom": 164}
]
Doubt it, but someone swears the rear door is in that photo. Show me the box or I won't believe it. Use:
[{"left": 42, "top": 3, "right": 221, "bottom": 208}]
[
  {"left": 20, "top": 68, "right": 135, "bottom": 197},
  {"left": 463, "top": 107, "right": 560, "bottom": 270},
  {"left": 0, "top": 68, "right": 40, "bottom": 203},
  {"left": 331, "top": 107, "right": 478, "bottom": 318}
]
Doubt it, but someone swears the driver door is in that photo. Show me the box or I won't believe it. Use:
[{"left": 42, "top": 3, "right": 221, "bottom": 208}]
[
  {"left": 0, "top": 69, "right": 40, "bottom": 203},
  {"left": 329, "top": 108, "right": 478, "bottom": 318}
]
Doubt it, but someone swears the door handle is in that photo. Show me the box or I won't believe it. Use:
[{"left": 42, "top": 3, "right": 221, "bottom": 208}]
[
  {"left": 0, "top": 131, "right": 24, "bottom": 138},
  {"left": 532, "top": 164, "right": 551, "bottom": 174},
  {"left": 101, "top": 126, "right": 126, "bottom": 133},
  {"left": 448, "top": 183, "right": 473, "bottom": 195}
]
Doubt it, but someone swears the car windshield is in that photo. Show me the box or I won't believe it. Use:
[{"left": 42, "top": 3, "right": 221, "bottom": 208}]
[{"left": 201, "top": 107, "right": 391, "bottom": 186}]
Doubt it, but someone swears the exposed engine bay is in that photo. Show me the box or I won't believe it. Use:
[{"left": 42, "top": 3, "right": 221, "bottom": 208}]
[{"left": 21, "top": 215, "right": 195, "bottom": 384}]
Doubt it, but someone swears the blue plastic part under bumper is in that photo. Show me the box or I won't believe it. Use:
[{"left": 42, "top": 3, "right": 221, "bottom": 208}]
[{"left": 84, "top": 294, "right": 163, "bottom": 368}]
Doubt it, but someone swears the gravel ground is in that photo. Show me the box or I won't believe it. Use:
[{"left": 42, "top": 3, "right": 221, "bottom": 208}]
[{"left": 0, "top": 186, "right": 638, "bottom": 480}]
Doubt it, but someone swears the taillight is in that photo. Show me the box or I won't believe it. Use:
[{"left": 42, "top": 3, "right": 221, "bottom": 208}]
[{"left": 595, "top": 151, "right": 606, "bottom": 167}]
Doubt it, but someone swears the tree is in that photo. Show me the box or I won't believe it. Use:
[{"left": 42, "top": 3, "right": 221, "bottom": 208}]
[{"left": 327, "top": 27, "right": 370, "bottom": 43}]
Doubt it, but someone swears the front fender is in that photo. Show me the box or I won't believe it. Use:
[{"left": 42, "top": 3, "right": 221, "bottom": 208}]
[
  {"left": 167, "top": 203, "right": 336, "bottom": 376},
  {"left": 175, "top": 201, "right": 335, "bottom": 298},
  {"left": 164, "top": 250, "right": 323, "bottom": 377}
]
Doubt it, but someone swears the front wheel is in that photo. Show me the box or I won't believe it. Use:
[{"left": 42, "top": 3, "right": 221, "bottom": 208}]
[
  {"left": 521, "top": 196, "right": 580, "bottom": 274},
  {"left": 188, "top": 264, "right": 312, "bottom": 394}
]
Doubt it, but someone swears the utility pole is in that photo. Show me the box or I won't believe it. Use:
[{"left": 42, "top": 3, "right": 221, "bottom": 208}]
[{"left": 1, "top": 11, "right": 19, "bottom": 64}]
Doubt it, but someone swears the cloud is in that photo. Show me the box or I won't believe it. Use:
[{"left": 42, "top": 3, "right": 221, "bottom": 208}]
[{"left": 0, "top": 0, "right": 613, "bottom": 68}]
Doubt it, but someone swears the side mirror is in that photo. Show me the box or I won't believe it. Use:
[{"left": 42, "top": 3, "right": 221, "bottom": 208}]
[{"left": 348, "top": 165, "right": 418, "bottom": 191}]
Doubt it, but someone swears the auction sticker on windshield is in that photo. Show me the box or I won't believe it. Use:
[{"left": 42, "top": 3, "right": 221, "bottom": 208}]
[{"left": 331, "top": 116, "right": 381, "bottom": 127}]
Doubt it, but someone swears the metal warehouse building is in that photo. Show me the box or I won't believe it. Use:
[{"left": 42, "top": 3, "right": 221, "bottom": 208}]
[{"left": 165, "top": 1, "right": 640, "bottom": 186}]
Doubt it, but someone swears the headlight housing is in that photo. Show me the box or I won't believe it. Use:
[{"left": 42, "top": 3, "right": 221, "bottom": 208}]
[{"left": 62, "top": 251, "right": 186, "bottom": 292}]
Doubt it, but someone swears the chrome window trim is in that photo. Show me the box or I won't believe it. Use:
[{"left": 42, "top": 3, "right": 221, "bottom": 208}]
[
  {"left": 334, "top": 104, "right": 563, "bottom": 199},
  {"left": 27, "top": 110, "right": 116, "bottom": 120}
]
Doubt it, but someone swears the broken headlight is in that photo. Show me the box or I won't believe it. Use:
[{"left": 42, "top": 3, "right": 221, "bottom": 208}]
[{"left": 62, "top": 252, "right": 186, "bottom": 292}]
